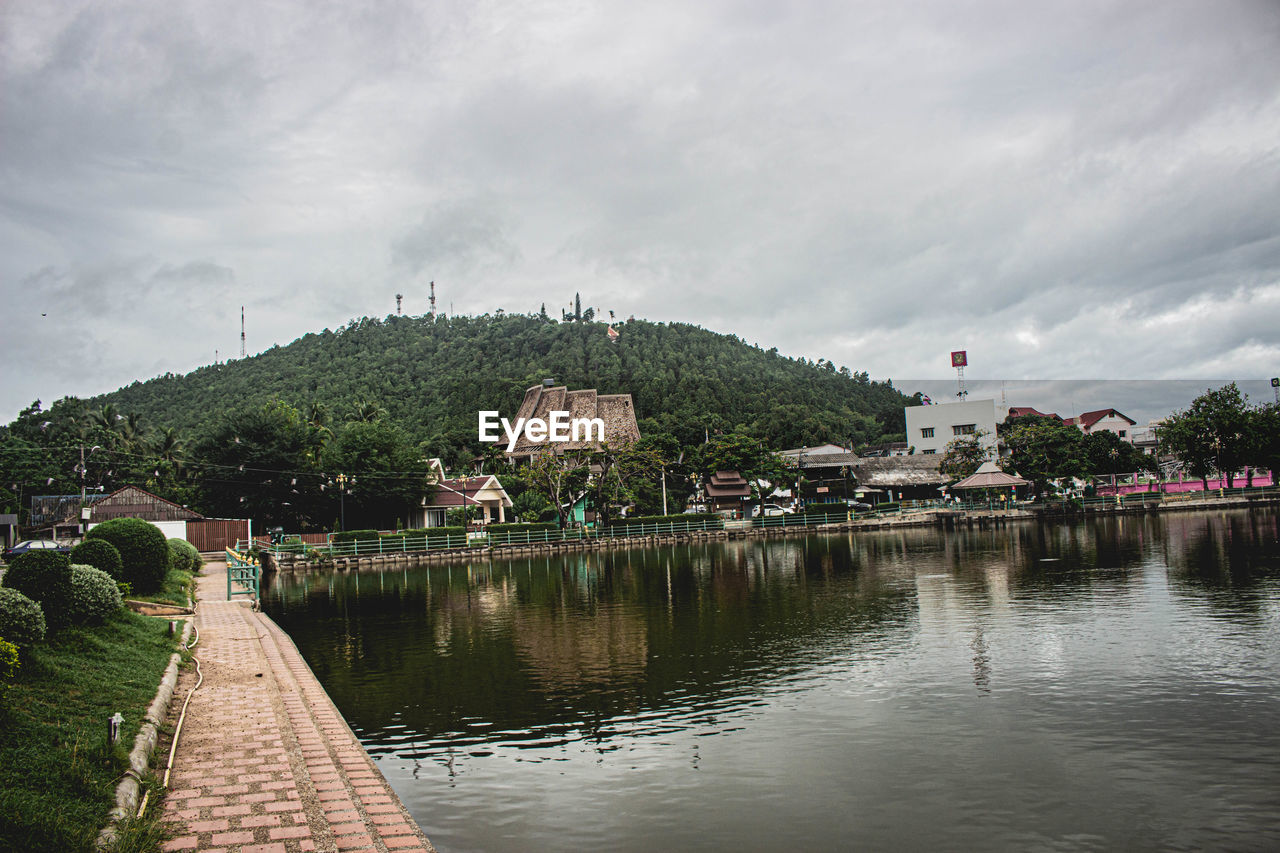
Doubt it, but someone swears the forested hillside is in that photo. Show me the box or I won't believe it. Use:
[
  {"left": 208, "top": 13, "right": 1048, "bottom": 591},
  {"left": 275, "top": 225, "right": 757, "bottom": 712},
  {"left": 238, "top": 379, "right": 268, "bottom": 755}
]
[{"left": 92, "top": 313, "right": 913, "bottom": 456}]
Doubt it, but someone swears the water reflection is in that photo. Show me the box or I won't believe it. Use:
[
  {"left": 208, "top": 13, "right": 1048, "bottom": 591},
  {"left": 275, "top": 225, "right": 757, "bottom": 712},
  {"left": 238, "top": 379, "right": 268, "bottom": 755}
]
[{"left": 265, "top": 509, "right": 1280, "bottom": 853}]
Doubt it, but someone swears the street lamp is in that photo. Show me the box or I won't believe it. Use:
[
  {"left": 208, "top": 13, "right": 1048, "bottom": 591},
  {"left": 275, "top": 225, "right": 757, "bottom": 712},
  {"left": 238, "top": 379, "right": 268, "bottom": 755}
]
[{"left": 335, "top": 473, "right": 348, "bottom": 531}]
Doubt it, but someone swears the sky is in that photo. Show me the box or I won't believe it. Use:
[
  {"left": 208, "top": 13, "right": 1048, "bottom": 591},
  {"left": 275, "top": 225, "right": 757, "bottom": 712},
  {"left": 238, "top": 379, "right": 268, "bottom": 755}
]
[{"left": 2, "top": 0, "right": 1279, "bottom": 425}]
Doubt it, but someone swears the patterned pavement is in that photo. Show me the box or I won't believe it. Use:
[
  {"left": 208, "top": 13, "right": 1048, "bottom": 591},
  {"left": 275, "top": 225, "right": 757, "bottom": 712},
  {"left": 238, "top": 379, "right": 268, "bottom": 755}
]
[{"left": 160, "top": 562, "right": 434, "bottom": 853}]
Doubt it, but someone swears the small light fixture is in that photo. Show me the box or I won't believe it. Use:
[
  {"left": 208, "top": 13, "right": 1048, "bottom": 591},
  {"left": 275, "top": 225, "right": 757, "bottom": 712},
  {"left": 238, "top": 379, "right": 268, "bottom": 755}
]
[{"left": 108, "top": 712, "right": 123, "bottom": 744}]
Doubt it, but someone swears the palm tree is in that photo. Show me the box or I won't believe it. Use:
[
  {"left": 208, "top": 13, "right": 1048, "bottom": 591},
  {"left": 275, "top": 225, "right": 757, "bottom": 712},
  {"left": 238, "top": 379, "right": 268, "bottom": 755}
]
[{"left": 350, "top": 400, "right": 387, "bottom": 423}]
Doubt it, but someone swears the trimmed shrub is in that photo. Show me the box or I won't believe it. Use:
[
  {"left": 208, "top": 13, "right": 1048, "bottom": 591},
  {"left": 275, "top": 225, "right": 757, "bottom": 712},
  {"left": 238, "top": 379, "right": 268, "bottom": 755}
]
[
  {"left": 85, "top": 517, "right": 169, "bottom": 594},
  {"left": 0, "top": 587, "right": 47, "bottom": 647},
  {"left": 609, "top": 513, "right": 722, "bottom": 528},
  {"left": 329, "top": 529, "right": 380, "bottom": 545},
  {"left": 0, "top": 636, "right": 17, "bottom": 679},
  {"left": 798, "top": 502, "right": 850, "bottom": 518},
  {"left": 486, "top": 522, "right": 558, "bottom": 535},
  {"left": 68, "top": 538, "right": 124, "bottom": 581},
  {"left": 167, "top": 538, "right": 201, "bottom": 573},
  {"left": 2, "top": 551, "right": 72, "bottom": 629},
  {"left": 68, "top": 565, "right": 124, "bottom": 625}
]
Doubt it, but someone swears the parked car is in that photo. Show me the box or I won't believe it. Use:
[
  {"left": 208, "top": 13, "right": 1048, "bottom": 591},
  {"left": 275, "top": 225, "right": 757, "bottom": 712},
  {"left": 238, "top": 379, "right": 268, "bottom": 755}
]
[
  {"left": 751, "top": 503, "right": 793, "bottom": 518},
  {"left": 2, "top": 539, "right": 71, "bottom": 561},
  {"left": 848, "top": 501, "right": 873, "bottom": 512}
]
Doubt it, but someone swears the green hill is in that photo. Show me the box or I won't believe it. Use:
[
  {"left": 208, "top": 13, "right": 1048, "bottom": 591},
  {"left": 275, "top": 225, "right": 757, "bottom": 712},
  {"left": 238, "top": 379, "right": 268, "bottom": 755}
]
[{"left": 92, "top": 313, "right": 912, "bottom": 456}]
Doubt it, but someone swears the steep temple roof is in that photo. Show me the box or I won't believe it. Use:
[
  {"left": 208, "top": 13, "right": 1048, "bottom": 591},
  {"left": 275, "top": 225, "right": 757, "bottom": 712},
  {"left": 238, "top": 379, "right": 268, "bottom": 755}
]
[
  {"left": 505, "top": 384, "right": 641, "bottom": 456},
  {"left": 706, "top": 471, "right": 751, "bottom": 498}
]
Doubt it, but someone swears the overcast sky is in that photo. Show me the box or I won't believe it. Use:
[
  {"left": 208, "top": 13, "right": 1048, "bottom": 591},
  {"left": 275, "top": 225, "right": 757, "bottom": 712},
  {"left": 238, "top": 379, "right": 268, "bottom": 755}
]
[{"left": 2, "top": 0, "right": 1278, "bottom": 424}]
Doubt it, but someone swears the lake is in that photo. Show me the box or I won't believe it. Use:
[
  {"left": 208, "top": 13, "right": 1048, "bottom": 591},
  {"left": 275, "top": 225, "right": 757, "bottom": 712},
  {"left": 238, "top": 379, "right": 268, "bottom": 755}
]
[{"left": 263, "top": 509, "right": 1280, "bottom": 852}]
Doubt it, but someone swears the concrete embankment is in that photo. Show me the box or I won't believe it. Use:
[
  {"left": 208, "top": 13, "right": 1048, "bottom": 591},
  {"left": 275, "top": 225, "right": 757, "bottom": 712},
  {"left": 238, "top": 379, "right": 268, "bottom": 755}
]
[{"left": 160, "top": 561, "right": 434, "bottom": 853}]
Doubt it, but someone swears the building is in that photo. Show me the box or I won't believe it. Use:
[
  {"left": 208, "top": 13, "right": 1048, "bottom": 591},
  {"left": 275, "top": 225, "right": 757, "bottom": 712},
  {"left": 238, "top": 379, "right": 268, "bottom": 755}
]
[
  {"left": 904, "top": 399, "right": 1000, "bottom": 456},
  {"left": 413, "top": 475, "right": 513, "bottom": 527},
  {"left": 1006, "top": 406, "right": 1063, "bottom": 421},
  {"left": 851, "top": 456, "right": 949, "bottom": 502},
  {"left": 704, "top": 471, "right": 751, "bottom": 514},
  {"left": 504, "top": 383, "right": 641, "bottom": 461},
  {"left": 776, "top": 444, "right": 848, "bottom": 463},
  {"left": 1065, "top": 408, "right": 1137, "bottom": 441}
]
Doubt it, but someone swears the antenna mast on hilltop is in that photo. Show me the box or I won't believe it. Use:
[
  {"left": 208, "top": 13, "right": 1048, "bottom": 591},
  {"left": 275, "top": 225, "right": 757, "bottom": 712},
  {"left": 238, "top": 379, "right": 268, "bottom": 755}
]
[
  {"left": 240, "top": 306, "right": 246, "bottom": 358},
  {"left": 396, "top": 294, "right": 403, "bottom": 315},
  {"left": 429, "top": 281, "right": 437, "bottom": 318}
]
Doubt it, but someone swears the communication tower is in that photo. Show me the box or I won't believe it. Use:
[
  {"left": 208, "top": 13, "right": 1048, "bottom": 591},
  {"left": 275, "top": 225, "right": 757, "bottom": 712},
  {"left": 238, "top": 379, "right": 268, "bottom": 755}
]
[
  {"left": 951, "top": 350, "right": 968, "bottom": 399},
  {"left": 396, "top": 294, "right": 403, "bottom": 315},
  {"left": 429, "top": 281, "right": 437, "bottom": 318},
  {"left": 241, "top": 306, "right": 246, "bottom": 358}
]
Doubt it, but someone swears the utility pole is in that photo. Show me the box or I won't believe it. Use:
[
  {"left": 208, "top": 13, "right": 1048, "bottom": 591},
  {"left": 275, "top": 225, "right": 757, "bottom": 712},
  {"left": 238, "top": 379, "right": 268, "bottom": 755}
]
[{"left": 335, "top": 473, "right": 348, "bottom": 531}]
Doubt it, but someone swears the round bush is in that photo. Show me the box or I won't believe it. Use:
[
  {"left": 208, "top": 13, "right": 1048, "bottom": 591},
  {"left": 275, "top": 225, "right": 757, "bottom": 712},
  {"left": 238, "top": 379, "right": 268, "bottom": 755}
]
[
  {"left": 69, "top": 538, "right": 124, "bottom": 581},
  {"left": 0, "top": 587, "right": 47, "bottom": 646},
  {"left": 68, "top": 564, "right": 124, "bottom": 625},
  {"left": 85, "top": 518, "right": 169, "bottom": 594},
  {"left": 167, "top": 538, "right": 201, "bottom": 573},
  {"left": 2, "top": 550, "right": 72, "bottom": 629}
]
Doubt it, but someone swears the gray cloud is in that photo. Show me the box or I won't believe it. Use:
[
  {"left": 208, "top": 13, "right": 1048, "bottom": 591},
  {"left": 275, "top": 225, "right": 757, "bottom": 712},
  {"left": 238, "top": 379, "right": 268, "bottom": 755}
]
[{"left": 2, "top": 0, "right": 1279, "bottom": 421}]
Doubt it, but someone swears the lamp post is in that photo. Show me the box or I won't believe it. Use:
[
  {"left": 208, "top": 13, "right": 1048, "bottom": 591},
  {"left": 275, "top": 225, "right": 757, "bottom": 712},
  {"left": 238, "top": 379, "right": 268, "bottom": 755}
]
[{"left": 335, "top": 473, "right": 348, "bottom": 531}]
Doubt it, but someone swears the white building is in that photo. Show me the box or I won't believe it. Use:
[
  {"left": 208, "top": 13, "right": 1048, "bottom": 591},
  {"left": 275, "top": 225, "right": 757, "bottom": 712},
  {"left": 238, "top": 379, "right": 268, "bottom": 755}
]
[{"left": 904, "top": 399, "right": 1000, "bottom": 456}]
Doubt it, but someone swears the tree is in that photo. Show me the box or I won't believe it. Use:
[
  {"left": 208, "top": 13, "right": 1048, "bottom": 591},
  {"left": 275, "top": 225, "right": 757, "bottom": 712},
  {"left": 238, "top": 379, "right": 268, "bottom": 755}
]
[
  {"left": 696, "top": 432, "right": 790, "bottom": 514},
  {"left": 1080, "top": 430, "right": 1154, "bottom": 487},
  {"left": 1161, "top": 384, "right": 1253, "bottom": 488},
  {"left": 940, "top": 431, "right": 991, "bottom": 480},
  {"left": 586, "top": 441, "right": 665, "bottom": 528},
  {"left": 1002, "top": 416, "right": 1085, "bottom": 496},
  {"left": 320, "top": 421, "right": 431, "bottom": 530},
  {"left": 520, "top": 451, "right": 590, "bottom": 529}
]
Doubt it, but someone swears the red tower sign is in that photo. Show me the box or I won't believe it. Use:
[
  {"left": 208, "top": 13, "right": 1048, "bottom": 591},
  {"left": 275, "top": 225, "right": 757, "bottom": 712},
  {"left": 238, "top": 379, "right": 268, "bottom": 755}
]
[{"left": 951, "top": 350, "right": 967, "bottom": 368}]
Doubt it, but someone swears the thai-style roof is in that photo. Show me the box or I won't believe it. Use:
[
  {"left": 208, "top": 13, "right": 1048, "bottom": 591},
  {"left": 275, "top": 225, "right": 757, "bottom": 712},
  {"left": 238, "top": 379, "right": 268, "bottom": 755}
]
[
  {"left": 505, "top": 384, "right": 641, "bottom": 456},
  {"left": 951, "top": 461, "right": 1031, "bottom": 490},
  {"left": 852, "top": 456, "right": 948, "bottom": 488},
  {"left": 706, "top": 471, "right": 751, "bottom": 498}
]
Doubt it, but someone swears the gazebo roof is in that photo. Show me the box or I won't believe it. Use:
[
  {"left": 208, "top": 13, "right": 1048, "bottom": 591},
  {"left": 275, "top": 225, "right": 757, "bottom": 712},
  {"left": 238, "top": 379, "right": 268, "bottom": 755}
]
[{"left": 951, "top": 461, "right": 1031, "bottom": 490}]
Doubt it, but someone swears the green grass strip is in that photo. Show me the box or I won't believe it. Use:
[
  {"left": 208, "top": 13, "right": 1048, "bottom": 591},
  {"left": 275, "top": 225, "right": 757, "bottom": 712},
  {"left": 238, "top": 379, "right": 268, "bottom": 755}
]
[{"left": 0, "top": 610, "right": 179, "bottom": 852}]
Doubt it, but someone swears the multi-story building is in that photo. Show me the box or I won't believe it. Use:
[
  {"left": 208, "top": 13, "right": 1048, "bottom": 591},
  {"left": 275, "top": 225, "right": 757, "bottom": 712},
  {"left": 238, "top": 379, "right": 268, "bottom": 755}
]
[{"left": 904, "top": 399, "right": 1000, "bottom": 456}]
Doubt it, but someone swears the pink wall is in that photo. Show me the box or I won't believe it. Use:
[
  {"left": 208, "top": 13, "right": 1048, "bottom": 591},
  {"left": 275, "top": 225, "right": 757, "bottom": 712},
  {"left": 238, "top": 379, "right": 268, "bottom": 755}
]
[{"left": 1096, "top": 471, "right": 1274, "bottom": 496}]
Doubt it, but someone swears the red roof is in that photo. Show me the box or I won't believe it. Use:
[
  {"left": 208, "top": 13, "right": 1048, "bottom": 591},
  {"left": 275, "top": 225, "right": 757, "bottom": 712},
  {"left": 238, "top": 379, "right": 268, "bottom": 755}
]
[
  {"left": 1073, "top": 409, "right": 1136, "bottom": 429},
  {"left": 426, "top": 477, "right": 496, "bottom": 507},
  {"left": 1007, "top": 407, "right": 1062, "bottom": 421}
]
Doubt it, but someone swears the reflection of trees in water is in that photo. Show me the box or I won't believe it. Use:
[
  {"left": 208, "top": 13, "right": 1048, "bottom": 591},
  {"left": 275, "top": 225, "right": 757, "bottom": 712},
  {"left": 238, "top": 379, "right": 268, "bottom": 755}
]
[
  {"left": 265, "top": 537, "right": 917, "bottom": 750},
  {"left": 1166, "top": 508, "right": 1280, "bottom": 616}
]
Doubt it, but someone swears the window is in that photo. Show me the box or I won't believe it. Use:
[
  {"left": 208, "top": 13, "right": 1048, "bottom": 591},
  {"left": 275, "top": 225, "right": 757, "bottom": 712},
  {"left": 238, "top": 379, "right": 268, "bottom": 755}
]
[
  {"left": 953, "top": 424, "right": 976, "bottom": 436},
  {"left": 922, "top": 449, "right": 936, "bottom": 454},
  {"left": 920, "top": 427, "right": 935, "bottom": 438},
  {"left": 1118, "top": 430, "right": 1127, "bottom": 438}
]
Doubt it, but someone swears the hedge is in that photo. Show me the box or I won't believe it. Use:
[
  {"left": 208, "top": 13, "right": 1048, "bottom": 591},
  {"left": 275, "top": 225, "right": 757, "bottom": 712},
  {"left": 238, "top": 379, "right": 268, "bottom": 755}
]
[
  {"left": 86, "top": 517, "right": 170, "bottom": 594},
  {"left": 608, "top": 513, "right": 721, "bottom": 528},
  {"left": 485, "top": 522, "right": 559, "bottom": 535},
  {"left": 68, "top": 539, "right": 124, "bottom": 581},
  {"left": 0, "top": 587, "right": 46, "bottom": 647},
  {"left": 1, "top": 551, "right": 72, "bottom": 630},
  {"left": 331, "top": 528, "right": 467, "bottom": 551},
  {"left": 798, "top": 502, "right": 850, "bottom": 517},
  {"left": 329, "top": 529, "right": 380, "bottom": 544},
  {"left": 68, "top": 565, "right": 123, "bottom": 625}
]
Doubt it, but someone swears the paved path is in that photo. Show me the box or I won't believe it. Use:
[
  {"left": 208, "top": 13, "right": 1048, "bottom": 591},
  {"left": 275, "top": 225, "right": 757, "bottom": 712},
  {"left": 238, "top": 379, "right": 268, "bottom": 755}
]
[{"left": 161, "top": 562, "right": 435, "bottom": 853}]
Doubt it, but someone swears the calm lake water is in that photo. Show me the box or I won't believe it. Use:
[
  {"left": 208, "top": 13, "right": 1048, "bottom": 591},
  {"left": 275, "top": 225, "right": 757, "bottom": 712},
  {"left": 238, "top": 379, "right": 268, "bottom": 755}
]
[{"left": 264, "top": 509, "right": 1280, "bottom": 852}]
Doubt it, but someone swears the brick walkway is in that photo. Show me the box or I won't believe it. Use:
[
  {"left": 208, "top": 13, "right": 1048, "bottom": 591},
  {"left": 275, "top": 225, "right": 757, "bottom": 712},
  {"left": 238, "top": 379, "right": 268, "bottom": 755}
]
[{"left": 161, "top": 562, "right": 435, "bottom": 852}]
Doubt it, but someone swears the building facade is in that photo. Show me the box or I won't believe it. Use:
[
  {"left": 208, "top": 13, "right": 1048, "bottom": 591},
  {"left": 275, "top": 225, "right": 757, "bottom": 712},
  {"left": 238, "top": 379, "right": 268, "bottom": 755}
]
[{"left": 904, "top": 399, "right": 1000, "bottom": 456}]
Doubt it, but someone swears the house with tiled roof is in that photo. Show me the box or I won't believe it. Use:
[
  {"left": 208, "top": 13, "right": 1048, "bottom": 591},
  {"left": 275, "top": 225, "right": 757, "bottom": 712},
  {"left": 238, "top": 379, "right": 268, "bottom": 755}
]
[
  {"left": 1065, "top": 408, "right": 1137, "bottom": 441},
  {"left": 413, "top": 475, "right": 513, "bottom": 527},
  {"left": 1006, "top": 406, "right": 1063, "bottom": 421}
]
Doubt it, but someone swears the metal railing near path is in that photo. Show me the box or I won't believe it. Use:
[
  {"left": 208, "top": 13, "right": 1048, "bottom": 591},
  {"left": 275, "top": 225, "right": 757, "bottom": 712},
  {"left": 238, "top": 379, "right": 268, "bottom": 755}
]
[
  {"left": 248, "top": 488, "right": 1280, "bottom": 564},
  {"left": 225, "top": 547, "right": 261, "bottom": 601}
]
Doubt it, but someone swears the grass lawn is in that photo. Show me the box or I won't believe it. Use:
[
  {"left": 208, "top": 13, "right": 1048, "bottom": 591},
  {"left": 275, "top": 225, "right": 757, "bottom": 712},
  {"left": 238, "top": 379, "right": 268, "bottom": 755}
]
[
  {"left": 127, "top": 567, "right": 196, "bottom": 608},
  {"left": 0, "top": 610, "right": 180, "bottom": 852}
]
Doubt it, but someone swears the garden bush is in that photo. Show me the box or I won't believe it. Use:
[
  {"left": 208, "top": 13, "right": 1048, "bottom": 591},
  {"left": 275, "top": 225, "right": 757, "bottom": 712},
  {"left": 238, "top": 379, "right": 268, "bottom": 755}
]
[
  {"left": 486, "top": 522, "right": 558, "bottom": 535},
  {"left": 797, "top": 502, "right": 850, "bottom": 518},
  {"left": 85, "top": 517, "right": 169, "bottom": 594},
  {"left": 610, "top": 513, "right": 721, "bottom": 528},
  {"left": 329, "top": 529, "right": 380, "bottom": 545},
  {"left": 0, "top": 636, "right": 17, "bottom": 680},
  {"left": 0, "top": 587, "right": 47, "bottom": 647},
  {"left": 167, "top": 538, "right": 201, "bottom": 572},
  {"left": 68, "top": 538, "right": 124, "bottom": 581},
  {"left": 1, "top": 551, "right": 72, "bottom": 629},
  {"left": 68, "top": 565, "right": 124, "bottom": 625}
]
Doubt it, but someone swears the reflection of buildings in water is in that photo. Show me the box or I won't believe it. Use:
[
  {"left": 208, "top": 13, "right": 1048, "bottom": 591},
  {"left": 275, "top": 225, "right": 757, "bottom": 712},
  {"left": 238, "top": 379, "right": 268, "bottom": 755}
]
[
  {"left": 970, "top": 624, "right": 991, "bottom": 693},
  {"left": 511, "top": 606, "right": 649, "bottom": 693}
]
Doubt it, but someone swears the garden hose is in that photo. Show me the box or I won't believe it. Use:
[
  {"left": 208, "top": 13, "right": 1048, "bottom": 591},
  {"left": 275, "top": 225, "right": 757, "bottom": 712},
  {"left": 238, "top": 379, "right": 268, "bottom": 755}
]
[{"left": 136, "top": 618, "right": 202, "bottom": 820}]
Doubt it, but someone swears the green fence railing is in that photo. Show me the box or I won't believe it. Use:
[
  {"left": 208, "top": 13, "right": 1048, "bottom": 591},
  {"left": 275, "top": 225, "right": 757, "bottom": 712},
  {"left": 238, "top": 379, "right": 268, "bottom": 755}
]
[{"left": 225, "top": 547, "right": 261, "bottom": 601}]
